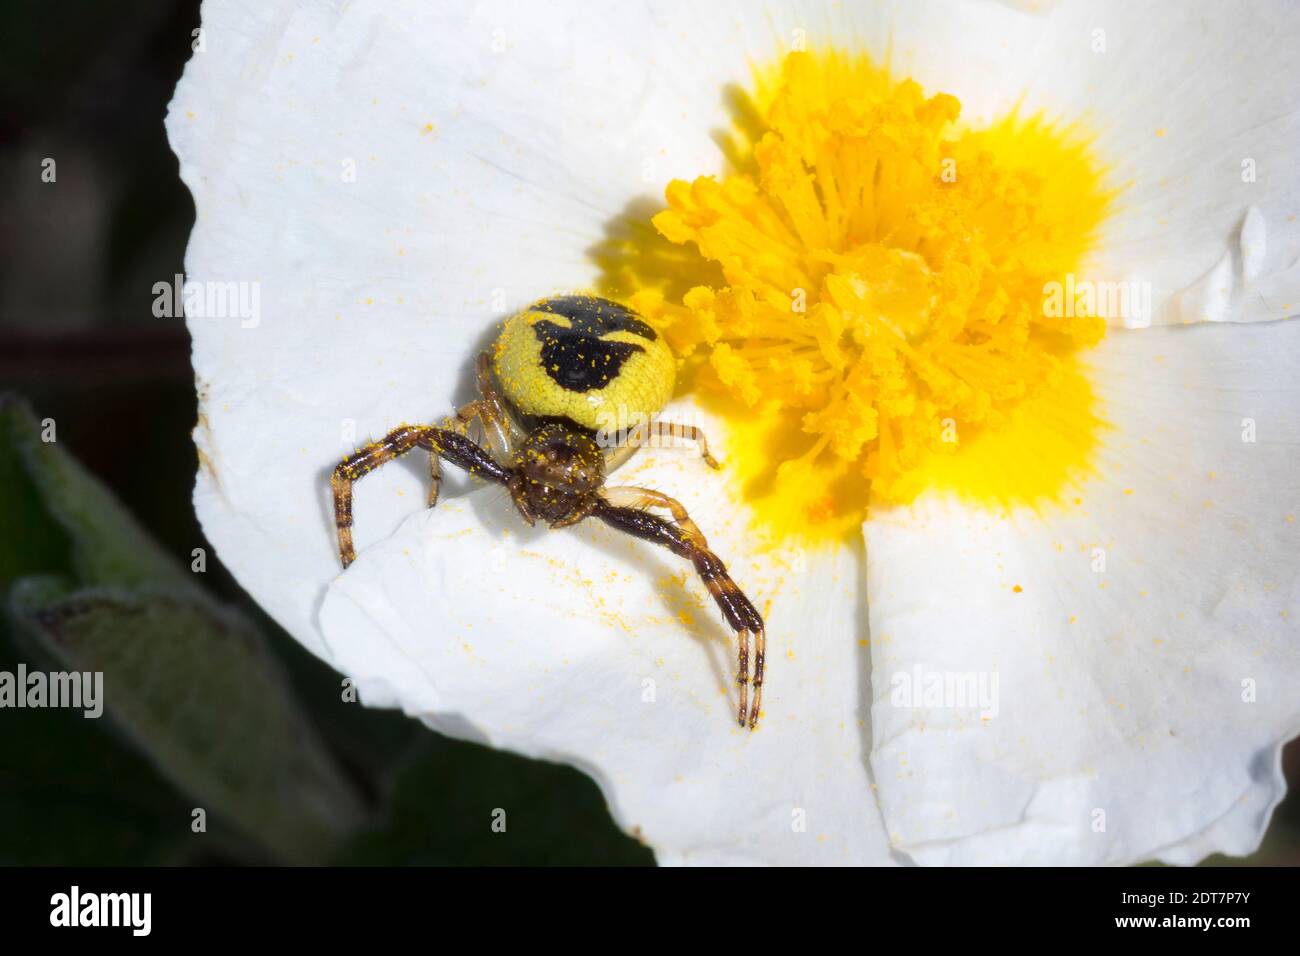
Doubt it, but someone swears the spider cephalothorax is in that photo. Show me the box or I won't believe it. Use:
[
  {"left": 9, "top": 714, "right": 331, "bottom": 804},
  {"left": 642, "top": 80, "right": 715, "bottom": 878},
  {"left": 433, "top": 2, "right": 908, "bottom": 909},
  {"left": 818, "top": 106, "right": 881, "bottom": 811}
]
[
  {"left": 508, "top": 422, "right": 606, "bottom": 526},
  {"left": 330, "top": 295, "right": 766, "bottom": 728}
]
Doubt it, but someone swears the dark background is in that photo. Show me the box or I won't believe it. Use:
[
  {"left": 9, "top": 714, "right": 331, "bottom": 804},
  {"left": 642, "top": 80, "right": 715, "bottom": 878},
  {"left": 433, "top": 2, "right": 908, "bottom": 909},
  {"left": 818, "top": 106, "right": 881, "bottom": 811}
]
[{"left": 0, "top": 0, "right": 1293, "bottom": 866}]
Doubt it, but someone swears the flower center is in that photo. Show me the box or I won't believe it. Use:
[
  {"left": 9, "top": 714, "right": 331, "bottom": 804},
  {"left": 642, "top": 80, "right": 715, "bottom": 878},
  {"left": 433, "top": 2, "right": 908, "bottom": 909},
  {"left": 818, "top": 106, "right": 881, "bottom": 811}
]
[{"left": 617, "top": 51, "right": 1114, "bottom": 544}]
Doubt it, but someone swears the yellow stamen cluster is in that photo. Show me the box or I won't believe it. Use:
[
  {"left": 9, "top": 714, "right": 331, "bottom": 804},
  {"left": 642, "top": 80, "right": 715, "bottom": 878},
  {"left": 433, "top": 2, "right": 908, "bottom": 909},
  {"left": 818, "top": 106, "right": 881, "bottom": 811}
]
[{"left": 628, "top": 51, "right": 1113, "bottom": 543}]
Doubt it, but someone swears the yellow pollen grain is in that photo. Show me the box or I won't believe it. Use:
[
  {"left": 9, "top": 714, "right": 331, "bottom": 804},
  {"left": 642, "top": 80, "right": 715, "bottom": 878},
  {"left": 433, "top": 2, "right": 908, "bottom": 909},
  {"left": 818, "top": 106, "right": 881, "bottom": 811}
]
[{"left": 612, "top": 50, "right": 1115, "bottom": 545}]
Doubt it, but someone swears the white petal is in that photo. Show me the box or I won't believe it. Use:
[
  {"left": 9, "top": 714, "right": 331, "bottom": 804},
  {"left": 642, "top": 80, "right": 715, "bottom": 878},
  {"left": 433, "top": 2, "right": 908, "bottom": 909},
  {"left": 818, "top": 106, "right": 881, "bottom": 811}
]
[
  {"left": 319, "top": 415, "right": 893, "bottom": 865},
  {"left": 1241, "top": 206, "right": 1268, "bottom": 283},
  {"left": 1172, "top": 249, "right": 1235, "bottom": 325},
  {"left": 865, "top": 318, "right": 1300, "bottom": 865}
]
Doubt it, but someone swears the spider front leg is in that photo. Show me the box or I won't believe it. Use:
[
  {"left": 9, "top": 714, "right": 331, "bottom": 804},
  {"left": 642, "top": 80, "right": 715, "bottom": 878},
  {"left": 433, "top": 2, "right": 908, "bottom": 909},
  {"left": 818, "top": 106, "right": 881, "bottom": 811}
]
[
  {"left": 331, "top": 424, "right": 509, "bottom": 567},
  {"left": 602, "top": 420, "right": 722, "bottom": 473},
  {"left": 655, "top": 422, "right": 721, "bottom": 469},
  {"left": 592, "top": 492, "right": 766, "bottom": 728},
  {"left": 455, "top": 353, "right": 519, "bottom": 455},
  {"left": 431, "top": 353, "right": 521, "bottom": 507},
  {"left": 600, "top": 485, "right": 707, "bottom": 547}
]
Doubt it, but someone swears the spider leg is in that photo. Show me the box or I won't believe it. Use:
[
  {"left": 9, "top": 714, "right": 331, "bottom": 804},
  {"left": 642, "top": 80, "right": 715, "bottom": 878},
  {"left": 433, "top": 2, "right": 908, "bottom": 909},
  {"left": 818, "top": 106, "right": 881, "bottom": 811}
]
[
  {"left": 431, "top": 400, "right": 494, "bottom": 507},
  {"left": 591, "top": 493, "right": 765, "bottom": 728},
  {"left": 602, "top": 420, "right": 722, "bottom": 473},
  {"left": 657, "top": 421, "right": 721, "bottom": 469},
  {"left": 456, "top": 353, "right": 520, "bottom": 454},
  {"left": 599, "top": 485, "right": 706, "bottom": 545},
  {"left": 427, "top": 450, "right": 443, "bottom": 508},
  {"left": 332, "top": 424, "right": 509, "bottom": 568},
  {"left": 431, "top": 353, "right": 521, "bottom": 506}
]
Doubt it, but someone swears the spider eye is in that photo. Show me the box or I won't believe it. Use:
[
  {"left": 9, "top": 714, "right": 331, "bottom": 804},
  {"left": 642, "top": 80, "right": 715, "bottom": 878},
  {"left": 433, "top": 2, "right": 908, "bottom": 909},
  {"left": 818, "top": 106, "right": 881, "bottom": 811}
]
[{"left": 514, "top": 425, "right": 604, "bottom": 494}]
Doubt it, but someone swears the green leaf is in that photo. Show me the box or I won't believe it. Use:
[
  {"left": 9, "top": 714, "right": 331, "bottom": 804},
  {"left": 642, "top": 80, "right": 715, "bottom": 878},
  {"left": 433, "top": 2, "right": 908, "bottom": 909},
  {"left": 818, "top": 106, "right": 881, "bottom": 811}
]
[
  {"left": 9, "top": 584, "right": 365, "bottom": 864},
  {"left": 0, "top": 623, "right": 193, "bottom": 865},
  {"left": 0, "top": 395, "right": 366, "bottom": 863}
]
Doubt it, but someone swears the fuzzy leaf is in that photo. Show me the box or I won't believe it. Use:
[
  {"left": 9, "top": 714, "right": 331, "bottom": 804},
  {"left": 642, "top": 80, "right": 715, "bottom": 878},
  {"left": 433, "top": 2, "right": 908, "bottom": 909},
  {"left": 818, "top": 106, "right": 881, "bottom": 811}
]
[{"left": 0, "top": 396, "right": 365, "bottom": 863}]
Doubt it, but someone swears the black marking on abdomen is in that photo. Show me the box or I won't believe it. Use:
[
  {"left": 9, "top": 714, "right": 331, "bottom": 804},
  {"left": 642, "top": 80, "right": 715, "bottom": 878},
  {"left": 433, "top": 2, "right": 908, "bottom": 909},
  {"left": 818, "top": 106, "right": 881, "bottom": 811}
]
[
  {"left": 535, "top": 295, "right": 659, "bottom": 341},
  {"left": 534, "top": 321, "right": 643, "bottom": 392}
]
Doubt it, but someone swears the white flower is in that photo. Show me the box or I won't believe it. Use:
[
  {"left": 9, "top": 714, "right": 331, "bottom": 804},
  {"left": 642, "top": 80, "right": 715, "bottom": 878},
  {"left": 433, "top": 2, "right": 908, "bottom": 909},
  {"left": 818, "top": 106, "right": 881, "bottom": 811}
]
[{"left": 167, "top": 0, "right": 1300, "bottom": 865}]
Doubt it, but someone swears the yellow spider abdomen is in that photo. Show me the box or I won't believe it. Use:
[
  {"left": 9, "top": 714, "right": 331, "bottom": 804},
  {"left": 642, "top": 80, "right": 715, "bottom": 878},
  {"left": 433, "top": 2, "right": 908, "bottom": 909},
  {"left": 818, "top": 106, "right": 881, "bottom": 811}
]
[{"left": 493, "top": 295, "right": 675, "bottom": 432}]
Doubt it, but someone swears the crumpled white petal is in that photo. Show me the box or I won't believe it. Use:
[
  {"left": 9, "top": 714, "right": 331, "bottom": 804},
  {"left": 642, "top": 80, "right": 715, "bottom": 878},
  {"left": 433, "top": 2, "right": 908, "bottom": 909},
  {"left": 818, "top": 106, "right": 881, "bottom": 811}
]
[
  {"left": 320, "top": 403, "right": 891, "bottom": 865},
  {"left": 167, "top": 0, "right": 1300, "bottom": 866},
  {"left": 866, "top": 318, "right": 1300, "bottom": 865}
]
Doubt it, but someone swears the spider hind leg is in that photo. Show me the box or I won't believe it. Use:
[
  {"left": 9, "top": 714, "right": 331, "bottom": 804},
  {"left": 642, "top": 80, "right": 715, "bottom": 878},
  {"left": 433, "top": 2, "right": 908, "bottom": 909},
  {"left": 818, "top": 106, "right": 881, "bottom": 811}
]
[{"left": 592, "top": 492, "right": 765, "bottom": 728}]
